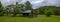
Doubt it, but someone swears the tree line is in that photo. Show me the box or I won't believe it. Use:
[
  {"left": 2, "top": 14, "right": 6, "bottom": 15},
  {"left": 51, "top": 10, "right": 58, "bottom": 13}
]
[
  {"left": 36, "top": 6, "right": 60, "bottom": 16},
  {"left": 0, "top": 1, "right": 60, "bottom": 17}
]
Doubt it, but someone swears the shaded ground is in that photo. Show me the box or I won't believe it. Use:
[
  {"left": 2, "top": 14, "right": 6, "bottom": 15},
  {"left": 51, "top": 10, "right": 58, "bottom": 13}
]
[{"left": 0, "top": 15, "right": 60, "bottom": 22}]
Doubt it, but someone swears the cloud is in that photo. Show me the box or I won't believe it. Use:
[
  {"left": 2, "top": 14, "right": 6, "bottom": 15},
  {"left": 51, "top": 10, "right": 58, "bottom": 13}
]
[
  {"left": 28, "top": 0, "right": 44, "bottom": 4},
  {"left": 30, "top": 0, "right": 47, "bottom": 9},
  {"left": 1, "top": 0, "right": 17, "bottom": 7},
  {"left": 0, "top": 0, "right": 60, "bottom": 9},
  {"left": 31, "top": 0, "right": 60, "bottom": 9},
  {"left": 44, "top": 0, "right": 60, "bottom": 6}
]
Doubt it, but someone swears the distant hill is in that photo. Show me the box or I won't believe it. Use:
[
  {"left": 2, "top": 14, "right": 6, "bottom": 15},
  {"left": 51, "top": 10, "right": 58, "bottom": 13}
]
[{"left": 35, "top": 6, "right": 60, "bottom": 15}]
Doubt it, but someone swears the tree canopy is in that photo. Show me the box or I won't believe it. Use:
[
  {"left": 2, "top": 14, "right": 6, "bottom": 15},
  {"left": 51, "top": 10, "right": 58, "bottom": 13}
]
[
  {"left": 0, "top": 2, "right": 2, "bottom": 8},
  {"left": 25, "top": 1, "right": 32, "bottom": 10}
]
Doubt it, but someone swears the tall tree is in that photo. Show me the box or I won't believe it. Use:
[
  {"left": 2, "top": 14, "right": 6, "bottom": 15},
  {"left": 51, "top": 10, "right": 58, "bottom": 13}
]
[
  {"left": 13, "top": 2, "right": 19, "bottom": 16},
  {"left": 0, "top": 2, "right": 3, "bottom": 16},
  {"left": 25, "top": 1, "right": 37, "bottom": 17},
  {"left": 0, "top": 2, "right": 2, "bottom": 11},
  {"left": 25, "top": 1, "right": 32, "bottom": 10},
  {"left": 13, "top": 2, "right": 24, "bottom": 16}
]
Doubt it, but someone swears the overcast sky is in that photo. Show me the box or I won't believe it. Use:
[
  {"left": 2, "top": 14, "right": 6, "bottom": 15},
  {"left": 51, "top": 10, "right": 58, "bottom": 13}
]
[{"left": 0, "top": 0, "right": 60, "bottom": 9}]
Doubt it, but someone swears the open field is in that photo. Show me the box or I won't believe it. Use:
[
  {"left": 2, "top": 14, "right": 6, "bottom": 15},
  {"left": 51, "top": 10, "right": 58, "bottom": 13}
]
[{"left": 0, "top": 15, "right": 60, "bottom": 22}]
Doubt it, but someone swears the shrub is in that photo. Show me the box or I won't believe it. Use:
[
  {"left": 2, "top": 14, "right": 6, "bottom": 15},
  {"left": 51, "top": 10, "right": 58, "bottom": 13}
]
[
  {"left": 44, "top": 8, "right": 53, "bottom": 17},
  {"left": 45, "top": 12, "right": 52, "bottom": 17}
]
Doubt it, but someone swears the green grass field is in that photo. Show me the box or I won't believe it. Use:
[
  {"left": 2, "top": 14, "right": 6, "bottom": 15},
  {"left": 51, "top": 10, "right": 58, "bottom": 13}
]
[{"left": 0, "top": 15, "right": 60, "bottom": 22}]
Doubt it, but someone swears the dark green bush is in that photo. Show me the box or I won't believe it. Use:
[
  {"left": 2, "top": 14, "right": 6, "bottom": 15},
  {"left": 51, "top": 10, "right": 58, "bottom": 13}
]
[{"left": 45, "top": 12, "right": 52, "bottom": 17}]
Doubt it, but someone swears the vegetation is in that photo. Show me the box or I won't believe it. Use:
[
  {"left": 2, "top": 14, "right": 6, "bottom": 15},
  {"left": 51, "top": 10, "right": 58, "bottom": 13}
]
[
  {"left": 25, "top": 1, "right": 32, "bottom": 10},
  {"left": 0, "top": 0, "right": 60, "bottom": 17},
  {"left": 44, "top": 7, "right": 53, "bottom": 17},
  {"left": 36, "top": 6, "right": 60, "bottom": 15},
  {"left": 0, "top": 2, "right": 3, "bottom": 16},
  {"left": 0, "top": 0, "right": 60, "bottom": 22}
]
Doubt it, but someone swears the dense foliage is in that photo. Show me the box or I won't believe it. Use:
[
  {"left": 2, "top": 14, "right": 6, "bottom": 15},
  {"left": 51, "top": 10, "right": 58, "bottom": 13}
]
[
  {"left": 36, "top": 6, "right": 60, "bottom": 15},
  {"left": 0, "top": 2, "right": 3, "bottom": 16},
  {"left": 0, "top": 1, "right": 60, "bottom": 17},
  {"left": 25, "top": 1, "right": 32, "bottom": 10}
]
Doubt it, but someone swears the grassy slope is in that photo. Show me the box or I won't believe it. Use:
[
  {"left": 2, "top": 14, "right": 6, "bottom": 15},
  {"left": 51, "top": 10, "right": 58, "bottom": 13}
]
[{"left": 0, "top": 15, "right": 60, "bottom": 22}]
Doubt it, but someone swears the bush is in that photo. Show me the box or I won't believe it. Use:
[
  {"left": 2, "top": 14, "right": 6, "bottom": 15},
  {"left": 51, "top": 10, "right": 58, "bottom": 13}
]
[
  {"left": 44, "top": 8, "right": 54, "bottom": 17},
  {"left": 45, "top": 12, "right": 52, "bottom": 17}
]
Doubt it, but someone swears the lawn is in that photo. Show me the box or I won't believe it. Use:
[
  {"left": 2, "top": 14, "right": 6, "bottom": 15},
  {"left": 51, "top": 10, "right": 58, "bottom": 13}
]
[{"left": 0, "top": 15, "right": 60, "bottom": 22}]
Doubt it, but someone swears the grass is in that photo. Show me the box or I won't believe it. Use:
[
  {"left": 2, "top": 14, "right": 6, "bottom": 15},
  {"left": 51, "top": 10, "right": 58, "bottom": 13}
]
[{"left": 0, "top": 15, "right": 60, "bottom": 22}]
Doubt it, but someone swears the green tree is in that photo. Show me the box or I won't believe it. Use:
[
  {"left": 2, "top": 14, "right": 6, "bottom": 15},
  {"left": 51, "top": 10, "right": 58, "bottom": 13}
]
[
  {"left": 35, "top": 9, "right": 40, "bottom": 15},
  {"left": 25, "top": 1, "right": 37, "bottom": 17},
  {"left": 5, "top": 7, "right": 11, "bottom": 16},
  {"left": 0, "top": 2, "right": 3, "bottom": 16},
  {"left": 13, "top": 2, "right": 24, "bottom": 16},
  {"left": 45, "top": 8, "right": 53, "bottom": 17},
  {"left": 0, "top": 2, "right": 2, "bottom": 7},
  {"left": 25, "top": 1, "right": 32, "bottom": 10},
  {"left": 13, "top": 2, "right": 19, "bottom": 16}
]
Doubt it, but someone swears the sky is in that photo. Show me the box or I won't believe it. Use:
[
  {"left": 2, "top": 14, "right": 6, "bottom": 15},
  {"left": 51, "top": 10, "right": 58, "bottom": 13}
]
[{"left": 0, "top": 0, "right": 60, "bottom": 9}]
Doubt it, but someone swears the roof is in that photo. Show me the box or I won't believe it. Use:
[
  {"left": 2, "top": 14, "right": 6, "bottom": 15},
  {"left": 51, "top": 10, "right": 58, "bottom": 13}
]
[{"left": 21, "top": 10, "right": 31, "bottom": 13}]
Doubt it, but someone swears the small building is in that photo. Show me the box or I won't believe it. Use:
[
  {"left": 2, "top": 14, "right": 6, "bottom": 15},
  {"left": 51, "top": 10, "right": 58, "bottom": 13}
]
[
  {"left": 21, "top": 10, "right": 31, "bottom": 16},
  {"left": 21, "top": 10, "right": 36, "bottom": 17}
]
